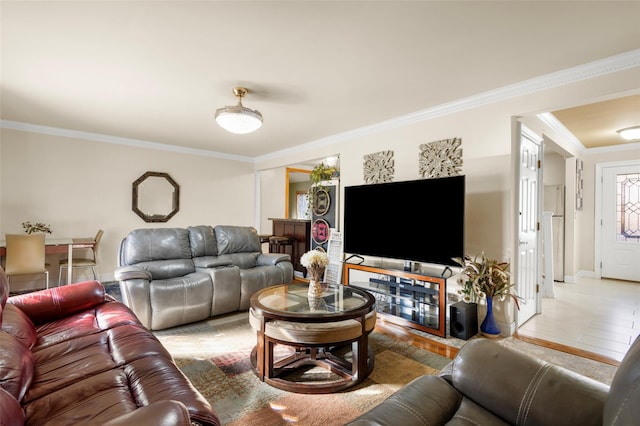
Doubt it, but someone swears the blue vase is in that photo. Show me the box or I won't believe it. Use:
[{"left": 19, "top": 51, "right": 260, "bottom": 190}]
[{"left": 481, "top": 296, "right": 500, "bottom": 337}]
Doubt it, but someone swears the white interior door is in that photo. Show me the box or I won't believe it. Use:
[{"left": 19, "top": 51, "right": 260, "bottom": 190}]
[
  {"left": 516, "top": 125, "right": 542, "bottom": 326},
  {"left": 601, "top": 163, "right": 640, "bottom": 282}
]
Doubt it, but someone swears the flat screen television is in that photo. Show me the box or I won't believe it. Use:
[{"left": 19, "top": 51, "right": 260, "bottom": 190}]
[{"left": 343, "top": 175, "right": 465, "bottom": 267}]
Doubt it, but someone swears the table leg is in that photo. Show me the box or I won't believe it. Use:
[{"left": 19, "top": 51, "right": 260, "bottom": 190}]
[
  {"left": 257, "top": 330, "right": 265, "bottom": 381},
  {"left": 353, "top": 334, "right": 368, "bottom": 381},
  {"left": 265, "top": 340, "right": 274, "bottom": 379}
]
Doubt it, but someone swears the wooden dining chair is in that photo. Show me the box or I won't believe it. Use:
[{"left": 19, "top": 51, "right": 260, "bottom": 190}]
[
  {"left": 4, "top": 233, "right": 50, "bottom": 293},
  {"left": 58, "top": 229, "right": 103, "bottom": 285}
]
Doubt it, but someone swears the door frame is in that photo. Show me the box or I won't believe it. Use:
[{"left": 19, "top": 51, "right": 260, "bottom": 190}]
[
  {"left": 512, "top": 119, "right": 543, "bottom": 328},
  {"left": 594, "top": 159, "right": 640, "bottom": 279}
]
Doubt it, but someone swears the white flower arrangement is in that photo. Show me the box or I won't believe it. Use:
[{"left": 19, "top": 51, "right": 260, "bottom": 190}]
[
  {"left": 300, "top": 249, "right": 329, "bottom": 281},
  {"left": 453, "top": 253, "right": 520, "bottom": 309}
]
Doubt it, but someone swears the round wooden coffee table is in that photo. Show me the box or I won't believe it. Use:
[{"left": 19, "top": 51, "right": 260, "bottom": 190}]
[{"left": 249, "top": 283, "right": 376, "bottom": 393}]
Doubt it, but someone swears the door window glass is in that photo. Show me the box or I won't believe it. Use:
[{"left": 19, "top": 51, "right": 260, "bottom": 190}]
[{"left": 617, "top": 173, "right": 640, "bottom": 241}]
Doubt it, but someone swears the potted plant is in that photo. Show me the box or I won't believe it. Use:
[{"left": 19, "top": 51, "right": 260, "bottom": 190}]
[
  {"left": 454, "top": 253, "right": 519, "bottom": 338},
  {"left": 307, "top": 162, "right": 338, "bottom": 214},
  {"left": 22, "top": 221, "right": 52, "bottom": 234}
]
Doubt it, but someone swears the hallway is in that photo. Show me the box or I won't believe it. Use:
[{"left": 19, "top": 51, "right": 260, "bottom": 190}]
[{"left": 516, "top": 277, "right": 640, "bottom": 363}]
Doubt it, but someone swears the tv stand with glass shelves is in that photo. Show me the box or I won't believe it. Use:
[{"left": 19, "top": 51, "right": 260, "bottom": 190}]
[{"left": 343, "top": 263, "right": 447, "bottom": 337}]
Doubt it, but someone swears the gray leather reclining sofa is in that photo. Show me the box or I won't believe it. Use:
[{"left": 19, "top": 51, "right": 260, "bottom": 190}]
[
  {"left": 115, "top": 225, "right": 293, "bottom": 330},
  {"left": 348, "top": 335, "right": 640, "bottom": 425}
]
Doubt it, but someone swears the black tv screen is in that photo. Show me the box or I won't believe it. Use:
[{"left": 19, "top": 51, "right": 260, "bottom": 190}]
[{"left": 343, "top": 176, "right": 465, "bottom": 267}]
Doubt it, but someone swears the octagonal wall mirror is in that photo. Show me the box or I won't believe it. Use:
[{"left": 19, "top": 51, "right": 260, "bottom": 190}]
[{"left": 132, "top": 171, "right": 180, "bottom": 222}]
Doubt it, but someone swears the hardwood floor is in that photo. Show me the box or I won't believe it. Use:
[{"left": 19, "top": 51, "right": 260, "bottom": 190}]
[
  {"left": 374, "top": 315, "right": 624, "bottom": 367},
  {"left": 374, "top": 276, "right": 640, "bottom": 367},
  {"left": 517, "top": 277, "right": 639, "bottom": 364},
  {"left": 374, "top": 318, "right": 459, "bottom": 359}
]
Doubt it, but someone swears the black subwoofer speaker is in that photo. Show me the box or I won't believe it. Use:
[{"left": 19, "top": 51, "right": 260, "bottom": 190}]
[{"left": 450, "top": 302, "right": 478, "bottom": 340}]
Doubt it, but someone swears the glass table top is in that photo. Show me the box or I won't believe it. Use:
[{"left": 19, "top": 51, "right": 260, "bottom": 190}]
[{"left": 252, "top": 283, "right": 372, "bottom": 318}]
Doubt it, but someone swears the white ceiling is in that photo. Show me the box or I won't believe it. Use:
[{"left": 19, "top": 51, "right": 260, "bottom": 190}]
[{"left": 2, "top": 1, "right": 639, "bottom": 160}]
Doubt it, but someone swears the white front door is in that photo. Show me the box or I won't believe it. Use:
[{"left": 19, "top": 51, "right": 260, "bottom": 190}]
[
  {"left": 601, "top": 163, "right": 640, "bottom": 282},
  {"left": 516, "top": 125, "right": 542, "bottom": 326}
]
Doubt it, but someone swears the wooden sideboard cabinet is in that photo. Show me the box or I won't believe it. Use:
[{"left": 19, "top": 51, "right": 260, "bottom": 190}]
[
  {"left": 269, "top": 218, "right": 311, "bottom": 277},
  {"left": 343, "top": 263, "right": 447, "bottom": 337}
]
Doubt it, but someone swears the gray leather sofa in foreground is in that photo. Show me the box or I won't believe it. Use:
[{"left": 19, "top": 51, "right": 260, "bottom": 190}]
[
  {"left": 115, "top": 225, "right": 293, "bottom": 330},
  {"left": 348, "top": 335, "right": 640, "bottom": 426}
]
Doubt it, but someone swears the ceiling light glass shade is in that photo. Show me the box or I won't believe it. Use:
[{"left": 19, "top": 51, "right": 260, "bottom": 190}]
[
  {"left": 617, "top": 126, "right": 640, "bottom": 141},
  {"left": 215, "top": 105, "right": 263, "bottom": 134},
  {"left": 215, "top": 87, "right": 263, "bottom": 134}
]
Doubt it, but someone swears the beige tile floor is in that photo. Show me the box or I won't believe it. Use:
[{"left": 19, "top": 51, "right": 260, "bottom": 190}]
[{"left": 517, "top": 277, "right": 640, "bottom": 362}]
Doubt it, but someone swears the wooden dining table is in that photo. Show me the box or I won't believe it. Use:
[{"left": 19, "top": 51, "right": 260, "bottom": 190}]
[{"left": 0, "top": 237, "right": 96, "bottom": 285}]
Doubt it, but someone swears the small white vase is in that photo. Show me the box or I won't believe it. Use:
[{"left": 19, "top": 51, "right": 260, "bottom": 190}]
[{"left": 308, "top": 279, "right": 323, "bottom": 298}]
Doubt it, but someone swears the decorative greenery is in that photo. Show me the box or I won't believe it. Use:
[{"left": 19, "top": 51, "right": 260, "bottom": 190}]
[
  {"left": 310, "top": 162, "right": 338, "bottom": 185},
  {"left": 22, "top": 221, "right": 52, "bottom": 234},
  {"left": 307, "top": 162, "right": 338, "bottom": 213},
  {"left": 453, "top": 253, "right": 520, "bottom": 309},
  {"left": 300, "top": 249, "right": 329, "bottom": 282}
]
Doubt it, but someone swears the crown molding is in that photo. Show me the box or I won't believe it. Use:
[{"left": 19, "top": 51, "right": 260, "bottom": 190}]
[
  {"left": 257, "top": 49, "right": 640, "bottom": 163},
  {"left": 2, "top": 49, "right": 639, "bottom": 163},
  {"left": 0, "top": 120, "right": 253, "bottom": 163},
  {"left": 584, "top": 140, "right": 640, "bottom": 155},
  {"left": 536, "top": 112, "right": 586, "bottom": 155}
]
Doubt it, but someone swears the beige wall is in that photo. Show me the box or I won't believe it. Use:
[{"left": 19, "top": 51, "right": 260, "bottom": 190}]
[
  {"left": 254, "top": 67, "right": 639, "bottom": 335},
  {"left": 1, "top": 61, "right": 637, "bottom": 330},
  {"left": 256, "top": 70, "right": 639, "bottom": 266},
  {"left": 577, "top": 148, "right": 640, "bottom": 276},
  {"left": 1, "top": 129, "right": 255, "bottom": 283}
]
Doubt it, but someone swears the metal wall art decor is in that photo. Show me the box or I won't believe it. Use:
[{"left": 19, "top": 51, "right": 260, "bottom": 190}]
[
  {"left": 419, "top": 137, "right": 463, "bottom": 178},
  {"left": 312, "top": 189, "right": 331, "bottom": 216},
  {"left": 363, "top": 150, "right": 394, "bottom": 184},
  {"left": 576, "top": 159, "right": 584, "bottom": 211},
  {"left": 312, "top": 218, "right": 331, "bottom": 245}
]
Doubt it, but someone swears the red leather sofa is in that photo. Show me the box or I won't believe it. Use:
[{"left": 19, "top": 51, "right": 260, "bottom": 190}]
[{"left": 0, "top": 266, "right": 219, "bottom": 426}]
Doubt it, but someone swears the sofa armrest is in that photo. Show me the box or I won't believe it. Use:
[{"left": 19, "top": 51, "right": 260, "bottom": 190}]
[
  {"left": 451, "top": 339, "right": 609, "bottom": 426},
  {"left": 114, "top": 266, "right": 152, "bottom": 281},
  {"left": 102, "top": 400, "right": 203, "bottom": 426},
  {"left": 347, "top": 375, "right": 462, "bottom": 425},
  {"left": 193, "top": 256, "right": 233, "bottom": 268},
  {"left": 257, "top": 252, "right": 291, "bottom": 266},
  {"left": 0, "top": 387, "right": 24, "bottom": 426},
  {"left": 8, "top": 280, "right": 107, "bottom": 325}
]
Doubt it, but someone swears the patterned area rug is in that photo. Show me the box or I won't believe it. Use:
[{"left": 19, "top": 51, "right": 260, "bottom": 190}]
[
  {"left": 153, "top": 312, "right": 451, "bottom": 425},
  {"left": 105, "top": 284, "right": 618, "bottom": 424}
]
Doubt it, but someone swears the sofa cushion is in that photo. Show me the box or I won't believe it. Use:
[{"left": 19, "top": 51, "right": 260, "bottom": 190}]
[
  {"left": 452, "top": 339, "right": 608, "bottom": 426},
  {"left": 31, "top": 301, "right": 142, "bottom": 351},
  {"left": 188, "top": 225, "right": 218, "bottom": 257},
  {"left": 604, "top": 335, "right": 640, "bottom": 425},
  {"left": 249, "top": 308, "right": 376, "bottom": 345},
  {"left": 0, "top": 304, "right": 37, "bottom": 349},
  {"left": 148, "top": 272, "right": 214, "bottom": 330},
  {"left": 217, "top": 252, "right": 259, "bottom": 269},
  {"left": 121, "top": 228, "right": 192, "bottom": 264},
  {"left": 238, "top": 266, "right": 283, "bottom": 310},
  {"left": 22, "top": 357, "right": 216, "bottom": 426},
  {"left": 9, "top": 280, "right": 110, "bottom": 325},
  {"left": 0, "top": 330, "right": 34, "bottom": 401},
  {"left": 215, "top": 225, "right": 261, "bottom": 254},
  {"left": 0, "top": 387, "right": 24, "bottom": 426},
  {"left": 129, "top": 259, "right": 196, "bottom": 280},
  {"left": 348, "top": 375, "right": 463, "bottom": 426},
  {"left": 24, "top": 324, "right": 173, "bottom": 403}
]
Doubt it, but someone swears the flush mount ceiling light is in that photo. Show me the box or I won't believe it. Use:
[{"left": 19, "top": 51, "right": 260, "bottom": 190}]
[
  {"left": 617, "top": 126, "right": 640, "bottom": 141},
  {"left": 215, "top": 87, "right": 263, "bottom": 134}
]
